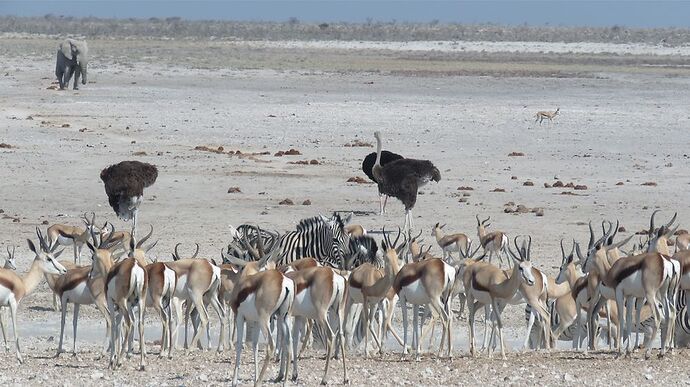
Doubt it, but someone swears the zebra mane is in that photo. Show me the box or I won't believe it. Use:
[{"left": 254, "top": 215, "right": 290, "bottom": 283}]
[{"left": 295, "top": 216, "right": 328, "bottom": 231}]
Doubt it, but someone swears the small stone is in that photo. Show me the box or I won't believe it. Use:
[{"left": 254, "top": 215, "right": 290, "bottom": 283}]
[
  {"left": 516, "top": 204, "right": 530, "bottom": 213},
  {"left": 90, "top": 372, "right": 104, "bottom": 380},
  {"left": 553, "top": 180, "right": 564, "bottom": 187},
  {"left": 274, "top": 151, "right": 284, "bottom": 157},
  {"left": 564, "top": 182, "right": 575, "bottom": 188},
  {"left": 302, "top": 199, "right": 311, "bottom": 205},
  {"left": 523, "top": 181, "right": 534, "bottom": 186},
  {"left": 309, "top": 159, "right": 319, "bottom": 165},
  {"left": 616, "top": 181, "right": 624, "bottom": 186},
  {"left": 227, "top": 187, "right": 241, "bottom": 193},
  {"left": 41, "top": 220, "right": 49, "bottom": 225},
  {"left": 508, "top": 151, "right": 525, "bottom": 156},
  {"left": 618, "top": 226, "right": 626, "bottom": 232},
  {"left": 279, "top": 198, "right": 294, "bottom": 205},
  {"left": 535, "top": 208, "right": 545, "bottom": 217},
  {"left": 491, "top": 188, "right": 506, "bottom": 192},
  {"left": 544, "top": 182, "right": 552, "bottom": 188},
  {"left": 61, "top": 123, "right": 70, "bottom": 128},
  {"left": 457, "top": 186, "right": 474, "bottom": 191},
  {"left": 641, "top": 181, "right": 657, "bottom": 186},
  {"left": 131, "top": 140, "right": 136, "bottom": 144},
  {"left": 511, "top": 176, "right": 518, "bottom": 180},
  {"left": 574, "top": 184, "right": 588, "bottom": 190}
]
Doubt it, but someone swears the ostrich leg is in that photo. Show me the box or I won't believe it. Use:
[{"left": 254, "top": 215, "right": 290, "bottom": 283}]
[
  {"left": 379, "top": 194, "right": 385, "bottom": 216},
  {"left": 132, "top": 208, "right": 139, "bottom": 239},
  {"left": 383, "top": 195, "right": 389, "bottom": 214}
]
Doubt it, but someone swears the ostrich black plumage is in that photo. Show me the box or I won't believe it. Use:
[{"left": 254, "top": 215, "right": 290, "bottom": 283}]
[
  {"left": 362, "top": 150, "right": 403, "bottom": 215},
  {"left": 372, "top": 131, "right": 440, "bottom": 234},
  {"left": 100, "top": 160, "right": 158, "bottom": 238}
]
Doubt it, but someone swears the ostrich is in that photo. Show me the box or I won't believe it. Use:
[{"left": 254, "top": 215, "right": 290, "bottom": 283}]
[
  {"left": 362, "top": 150, "right": 403, "bottom": 215},
  {"left": 372, "top": 131, "right": 441, "bottom": 234},
  {"left": 100, "top": 160, "right": 158, "bottom": 238}
]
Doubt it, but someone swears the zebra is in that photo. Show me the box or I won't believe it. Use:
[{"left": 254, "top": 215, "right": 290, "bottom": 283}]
[
  {"left": 675, "top": 290, "right": 690, "bottom": 347},
  {"left": 276, "top": 213, "right": 350, "bottom": 268}
]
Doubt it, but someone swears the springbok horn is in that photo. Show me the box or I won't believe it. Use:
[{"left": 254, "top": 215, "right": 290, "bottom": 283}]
[
  {"left": 649, "top": 210, "right": 660, "bottom": 235},
  {"left": 190, "top": 243, "right": 200, "bottom": 259},
  {"left": 476, "top": 215, "right": 481, "bottom": 227},
  {"left": 174, "top": 243, "right": 182, "bottom": 261},
  {"left": 560, "top": 239, "right": 566, "bottom": 264},
  {"left": 588, "top": 221, "right": 595, "bottom": 249},
  {"left": 136, "top": 225, "right": 154, "bottom": 248},
  {"left": 666, "top": 212, "right": 678, "bottom": 229},
  {"left": 612, "top": 234, "right": 635, "bottom": 250},
  {"left": 392, "top": 227, "right": 402, "bottom": 249}
]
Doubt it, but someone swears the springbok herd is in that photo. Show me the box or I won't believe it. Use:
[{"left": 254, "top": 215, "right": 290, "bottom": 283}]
[{"left": 1, "top": 208, "right": 690, "bottom": 385}]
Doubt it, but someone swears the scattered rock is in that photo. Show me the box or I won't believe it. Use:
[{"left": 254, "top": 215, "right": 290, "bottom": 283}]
[
  {"left": 641, "top": 181, "right": 657, "bottom": 186},
  {"left": 279, "top": 199, "right": 294, "bottom": 205},
  {"left": 12, "top": 218, "right": 19, "bottom": 223},
  {"left": 344, "top": 139, "right": 373, "bottom": 147},
  {"left": 267, "top": 114, "right": 277, "bottom": 118},
  {"left": 46, "top": 85, "right": 58, "bottom": 90},
  {"left": 284, "top": 148, "right": 301, "bottom": 155},
  {"left": 0, "top": 143, "right": 15, "bottom": 149},
  {"left": 309, "top": 159, "right": 320, "bottom": 165},
  {"left": 194, "top": 145, "right": 225, "bottom": 154},
  {"left": 462, "top": 192, "right": 471, "bottom": 197},
  {"left": 25, "top": 116, "right": 33, "bottom": 120},
  {"left": 508, "top": 152, "right": 525, "bottom": 157},
  {"left": 553, "top": 180, "right": 564, "bottom": 188},
  {"left": 227, "top": 187, "right": 241, "bottom": 193},
  {"left": 347, "top": 176, "right": 368, "bottom": 184},
  {"left": 618, "top": 226, "right": 626, "bottom": 232},
  {"left": 511, "top": 176, "right": 518, "bottom": 180},
  {"left": 274, "top": 151, "right": 284, "bottom": 156},
  {"left": 61, "top": 123, "right": 70, "bottom": 128},
  {"left": 132, "top": 151, "right": 147, "bottom": 156},
  {"left": 457, "top": 186, "right": 474, "bottom": 191},
  {"left": 544, "top": 183, "right": 552, "bottom": 188},
  {"left": 41, "top": 220, "right": 49, "bottom": 225},
  {"left": 564, "top": 182, "right": 575, "bottom": 188},
  {"left": 302, "top": 200, "right": 311, "bottom": 205},
  {"left": 458, "top": 198, "right": 468, "bottom": 203},
  {"left": 491, "top": 188, "right": 506, "bottom": 192},
  {"left": 535, "top": 208, "right": 545, "bottom": 217},
  {"left": 574, "top": 185, "right": 588, "bottom": 190},
  {"left": 516, "top": 204, "right": 530, "bottom": 213},
  {"left": 79, "top": 127, "right": 88, "bottom": 132},
  {"left": 523, "top": 181, "right": 534, "bottom": 186},
  {"left": 616, "top": 181, "right": 624, "bottom": 186},
  {"left": 560, "top": 191, "right": 579, "bottom": 196}
]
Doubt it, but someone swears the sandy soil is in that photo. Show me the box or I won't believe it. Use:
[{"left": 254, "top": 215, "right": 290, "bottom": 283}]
[{"left": 1, "top": 36, "right": 690, "bottom": 385}]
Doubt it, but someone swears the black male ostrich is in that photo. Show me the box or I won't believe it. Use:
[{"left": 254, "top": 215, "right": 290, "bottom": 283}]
[
  {"left": 372, "top": 131, "right": 440, "bottom": 234},
  {"left": 362, "top": 150, "right": 403, "bottom": 215},
  {"left": 100, "top": 160, "right": 158, "bottom": 238}
]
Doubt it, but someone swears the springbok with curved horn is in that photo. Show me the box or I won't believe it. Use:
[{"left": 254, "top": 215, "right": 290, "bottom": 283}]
[
  {"left": 46, "top": 212, "right": 101, "bottom": 264},
  {"left": 535, "top": 107, "right": 559, "bottom": 124},
  {"left": 476, "top": 215, "right": 509, "bottom": 266},
  {"left": 0, "top": 228, "right": 67, "bottom": 363},
  {"left": 394, "top": 251, "right": 457, "bottom": 360},
  {"left": 52, "top": 223, "right": 121, "bottom": 357},
  {"left": 346, "top": 227, "right": 404, "bottom": 358},
  {"left": 432, "top": 222, "right": 470, "bottom": 262},
  {"left": 464, "top": 236, "right": 536, "bottom": 359},
  {"left": 223, "top": 234, "right": 295, "bottom": 386},
  {"left": 167, "top": 243, "right": 225, "bottom": 353}
]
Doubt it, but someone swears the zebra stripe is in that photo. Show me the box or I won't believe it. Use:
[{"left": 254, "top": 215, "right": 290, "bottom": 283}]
[{"left": 277, "top": 214, "right": 349, "bottom": 268}]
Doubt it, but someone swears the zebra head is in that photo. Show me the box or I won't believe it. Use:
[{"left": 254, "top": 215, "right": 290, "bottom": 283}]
[
  {"left": 328, "top": 213, "right": 350, "bottom": 269},
  {"left": 345, "top": 235, "right": 379, "bottom": 270}
]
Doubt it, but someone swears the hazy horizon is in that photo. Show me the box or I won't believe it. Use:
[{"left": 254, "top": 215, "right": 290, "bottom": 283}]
[{"left": 1, "top": 1, "right": 690, "bottom": 29}]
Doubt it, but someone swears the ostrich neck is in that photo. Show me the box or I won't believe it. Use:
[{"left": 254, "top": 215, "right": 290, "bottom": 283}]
[
  {"left": 493, "top": 263, "right": 521, "bottom": 299},
  {"left": 374, "top": 135, "right": 382, "bottom": 167},
  {"left": 19, "top": 259, "right": 47, "bottom": 301}
]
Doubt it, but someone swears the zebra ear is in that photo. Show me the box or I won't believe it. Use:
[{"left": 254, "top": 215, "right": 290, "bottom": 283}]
[
  {"left": 341, "top": 212, "right": 353, "bottom": 225},
  {"left": 320, "top": 214, "right": 330, "bottom": 224}
]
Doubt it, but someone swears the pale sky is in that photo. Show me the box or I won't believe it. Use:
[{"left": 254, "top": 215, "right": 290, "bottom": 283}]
[{"left": 1, "top": 1, "right": 688, "bottom": 28}]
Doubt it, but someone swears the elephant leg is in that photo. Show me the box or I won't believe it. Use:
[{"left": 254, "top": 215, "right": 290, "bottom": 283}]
[{"left": 73, "top": 67, "right": 81, "bottom": 90}]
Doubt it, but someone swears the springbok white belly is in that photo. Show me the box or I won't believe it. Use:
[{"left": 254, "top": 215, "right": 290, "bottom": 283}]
[
  {"left": 399, "top": 278, "right": 431, "bottom": 305},
  {"left": 62, "top": 281, "right": 94, "bottom": 304},
  {"left": 56, "top": 235, "right": 76, "bottom": 247},
  {"left": 618, "top": 270, "right": 646, "bottom": 298},
  {"left": 292, "top": 288, "right": 318, "bottom": 318},
  {"left": 0, "top": 286, "right": 16, "bottom": 306},
  {"left": 174, "top": 274, "right": 188, "bottom": 299}
]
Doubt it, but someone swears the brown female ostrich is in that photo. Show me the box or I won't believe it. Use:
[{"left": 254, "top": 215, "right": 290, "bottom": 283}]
[
  {"left": 100, "top": 161, "right": 158, "bottom": 238},
  {"left": 372, "top": 131, "right": 440, "bottom": 234},
  {"left": 362, "top": 150, "right": 403, "bottom": 215}
]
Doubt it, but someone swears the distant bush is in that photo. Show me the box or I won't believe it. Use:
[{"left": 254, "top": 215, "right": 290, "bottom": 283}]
[{"left": 0, "top": 15, "right": 688, "bottom": 45}]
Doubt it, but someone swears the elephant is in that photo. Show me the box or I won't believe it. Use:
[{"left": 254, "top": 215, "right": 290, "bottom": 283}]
[{"left": 55, "top": 39, "right": 88, "bottom": 90}]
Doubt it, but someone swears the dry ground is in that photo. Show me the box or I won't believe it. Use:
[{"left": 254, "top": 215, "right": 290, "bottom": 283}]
[{"left": 1, "top": 36, "right": 690, "bottom": 385}]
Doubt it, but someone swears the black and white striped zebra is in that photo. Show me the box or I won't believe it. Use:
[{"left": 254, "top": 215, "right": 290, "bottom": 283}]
[
  {"left": 675, "top": 290, "right": 690, "bottom": 347},
  {"left": 276, "top": 213, "right": 350, "bottom": 268}
]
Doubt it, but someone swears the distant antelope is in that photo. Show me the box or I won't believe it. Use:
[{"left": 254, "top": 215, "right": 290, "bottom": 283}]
[
  {"left": 476, "top": 215, "right": 508, "bottom": 266},
  {"left": 535, "top": 107, "right": 560, "bottom": 124}
]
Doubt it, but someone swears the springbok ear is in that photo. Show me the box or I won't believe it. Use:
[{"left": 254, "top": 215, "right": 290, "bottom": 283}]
[
  {"left": 59, "top": 40, "right": 73, "bottom": 60},
  {"left": 27, "top": 239, "right": 38, "bottom": 254}
]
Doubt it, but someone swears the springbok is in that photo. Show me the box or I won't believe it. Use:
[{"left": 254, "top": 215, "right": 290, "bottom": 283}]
[
  {"left": 534, "top": 107, "right": 559, "bottom": 124},
  {"left": 476, "top": 215, "right": 508, "bottom": 266},
  {"left": 52, "top": 225, "right": 122, "bottom": 357},
  {"left": 0, "top": 246, "right": 17, "bottom": 352},
  {"left": 394, "top": 255, "right": 456, "bottom": 360},
  {"left": 0, "top": 228, "right": 67, "bottom": 363},
  {"left": 346, "top": 227, "right": 404, "bottom": 358},
  {"left": 464, "top": 236, "right": 536, "bottom": 359},
  {"left": 431, "top": 222, "right": 470, "bottom": 262},
  {"left": 106, "top": 255, "right": 148, "bottom": 370},
  {"left": 46, "top": 212, "right": 101, "bottom": 264},
  {"left": 224, "top": 238, "right": 294, "bottom": 386}
]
